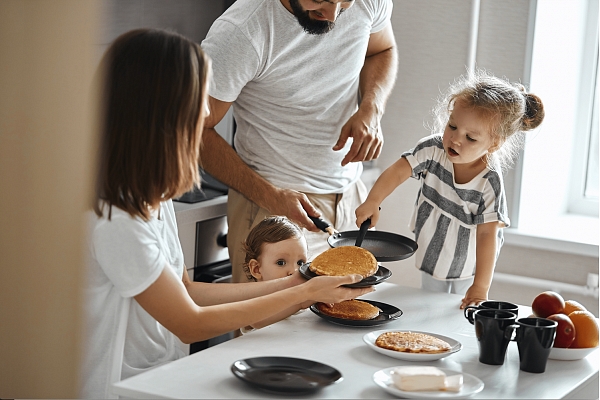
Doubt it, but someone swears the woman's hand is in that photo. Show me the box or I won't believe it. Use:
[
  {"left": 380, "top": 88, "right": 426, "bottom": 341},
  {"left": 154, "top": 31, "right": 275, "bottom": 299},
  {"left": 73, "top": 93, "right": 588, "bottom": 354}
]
[{"left": 304, "top": 274, "right": 374, "bottom": 304}]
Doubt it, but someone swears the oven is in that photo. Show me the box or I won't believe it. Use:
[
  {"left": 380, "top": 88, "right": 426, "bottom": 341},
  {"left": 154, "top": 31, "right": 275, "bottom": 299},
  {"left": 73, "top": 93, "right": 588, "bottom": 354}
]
[
  {"left": 173, "top": 114, "right": 236, "bottom": 353},
  {"left": 190, "top": 213, "right": 235, "bottom": 353},
  {"left": 174, "top": 183, "right": 235, "bottom": 354}
]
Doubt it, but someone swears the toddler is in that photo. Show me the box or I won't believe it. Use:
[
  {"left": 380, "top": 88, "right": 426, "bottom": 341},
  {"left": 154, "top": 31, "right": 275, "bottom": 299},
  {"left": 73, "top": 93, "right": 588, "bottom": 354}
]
[
  {"left": 241, "top": 216, "right": 309, "bottom": 332},
  {"left": 242, "top": 216, "right": 308, "bottom": 282},
  {"left": 356, "top": 70, "right": 545, "bottom": 309}
]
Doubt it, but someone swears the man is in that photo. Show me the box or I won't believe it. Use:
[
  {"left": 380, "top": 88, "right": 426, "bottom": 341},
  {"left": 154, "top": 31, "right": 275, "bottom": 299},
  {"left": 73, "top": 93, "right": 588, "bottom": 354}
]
[{"left": 201, "top": 0, "right": 398, "bottom": 283}]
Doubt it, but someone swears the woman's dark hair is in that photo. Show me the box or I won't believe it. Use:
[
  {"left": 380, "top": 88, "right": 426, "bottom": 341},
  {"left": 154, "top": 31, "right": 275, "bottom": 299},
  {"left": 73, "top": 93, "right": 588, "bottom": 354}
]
[{"left": 94, "top": 29, "right": 210, "bottom": 220}]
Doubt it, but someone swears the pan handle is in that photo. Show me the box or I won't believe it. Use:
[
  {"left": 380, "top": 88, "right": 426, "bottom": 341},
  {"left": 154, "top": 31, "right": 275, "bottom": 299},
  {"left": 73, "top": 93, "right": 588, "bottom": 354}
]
[
  {"left": 355, "top": 218, "right": 371, "bottom": 247},
  {"left": 308, "top": 215, "right": 331, "bottom": 233}
]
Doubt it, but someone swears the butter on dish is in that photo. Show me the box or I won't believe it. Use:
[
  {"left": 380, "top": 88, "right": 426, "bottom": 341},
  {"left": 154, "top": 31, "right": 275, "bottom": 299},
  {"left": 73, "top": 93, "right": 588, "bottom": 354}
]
[{"left": 389, "top": 366, "right": 463, "bottom": 392}]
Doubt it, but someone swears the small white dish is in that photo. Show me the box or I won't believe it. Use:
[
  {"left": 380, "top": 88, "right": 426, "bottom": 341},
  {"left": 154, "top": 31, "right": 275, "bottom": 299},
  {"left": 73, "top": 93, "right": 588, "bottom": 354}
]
[
  {"left": 549, "top": 346, "right": 598, "bottom": 361},
  {"left": 363, "top": 330, "right": 462, "bottom": 361},
  {"left": 373, "top": 367, "right": 484, "bottom": 399}
]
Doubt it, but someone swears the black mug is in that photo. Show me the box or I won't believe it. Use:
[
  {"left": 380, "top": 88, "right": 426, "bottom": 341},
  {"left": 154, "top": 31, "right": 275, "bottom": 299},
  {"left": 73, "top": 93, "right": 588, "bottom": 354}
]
[
  {"left": 471, "top": 309, "right": 517, "bottom": 365},
  {"left": 506, "top": 317, "right": 557, "bottom": 373},
  {"left": 464, "top": 300, "right": 519, "bottom": 323}
]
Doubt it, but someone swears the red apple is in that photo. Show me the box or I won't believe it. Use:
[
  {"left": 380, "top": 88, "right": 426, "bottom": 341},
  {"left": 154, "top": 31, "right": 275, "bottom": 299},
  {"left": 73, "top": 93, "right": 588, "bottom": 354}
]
[
  {"left": 547, "top": 314, "right": 576, "bottom": 348},
  {"left": 532, "top": 291, "right": 565, "bottom": 318}
]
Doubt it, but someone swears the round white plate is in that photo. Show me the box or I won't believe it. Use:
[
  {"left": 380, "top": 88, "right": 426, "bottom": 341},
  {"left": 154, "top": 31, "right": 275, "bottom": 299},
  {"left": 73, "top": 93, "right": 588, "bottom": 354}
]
[
  {"left": 373, "top": 367, "right": 484, "bottom": 399},
  {"left": 549, "top": 346, "right": 598, "bottom": 360},
  {"left": 363, "top": 330, "right": 462, "bottom": 361}
]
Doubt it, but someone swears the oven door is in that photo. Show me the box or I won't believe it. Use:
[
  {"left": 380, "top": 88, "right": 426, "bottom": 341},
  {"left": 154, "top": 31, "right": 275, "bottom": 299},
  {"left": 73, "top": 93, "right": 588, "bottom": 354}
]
[{"left": 190, "top": 216, "right": 234, "bottom": 353}]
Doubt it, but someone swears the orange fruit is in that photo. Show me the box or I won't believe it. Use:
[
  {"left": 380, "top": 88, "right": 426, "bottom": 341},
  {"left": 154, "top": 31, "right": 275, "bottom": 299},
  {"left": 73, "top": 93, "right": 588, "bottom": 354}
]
[
  {"left": 564, "top": 300, "right": 587, "bottom": 315},
  {"left": 568, "top": 310, "right": 599, "bottom": 348}
]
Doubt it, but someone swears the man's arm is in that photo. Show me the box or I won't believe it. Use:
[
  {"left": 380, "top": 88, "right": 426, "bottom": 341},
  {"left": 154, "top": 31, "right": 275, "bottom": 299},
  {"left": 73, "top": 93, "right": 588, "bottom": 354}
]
[
  {"left": 199, "top": 97, "right": 321, "bottom": 230},
  {"left": 334, "top": 21, "right": 398, "bottom": 165}
]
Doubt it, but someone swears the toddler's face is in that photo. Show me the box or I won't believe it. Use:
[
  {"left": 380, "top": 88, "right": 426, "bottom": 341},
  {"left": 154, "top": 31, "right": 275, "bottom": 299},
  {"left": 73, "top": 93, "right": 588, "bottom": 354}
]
[
  {"left": 442, "top": 101, "right": 496, "bottom": 168},
  {"left": 251, "top": 236, "right": 308, "bottom": 281}
]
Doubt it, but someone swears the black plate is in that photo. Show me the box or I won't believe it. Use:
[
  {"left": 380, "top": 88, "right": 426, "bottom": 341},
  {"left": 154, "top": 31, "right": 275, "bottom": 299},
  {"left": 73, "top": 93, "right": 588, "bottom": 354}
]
[
  {"left": 299, "top": 263, "right": 391, "bottom": 287},
  {"left": 327, "top": 231, "right": 418, "bottom": 262},
  {"left": 310, "top": 300, "right": 403, "bottom": 327},
  {"left": 231, "top": 356, "right": 342, "bottom": 394}
]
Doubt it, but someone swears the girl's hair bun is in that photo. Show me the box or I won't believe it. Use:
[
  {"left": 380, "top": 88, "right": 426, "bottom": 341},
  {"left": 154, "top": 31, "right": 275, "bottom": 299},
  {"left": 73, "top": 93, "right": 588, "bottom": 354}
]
[{"left": 522, "top": 93, "right": 545, "bottom": 131}]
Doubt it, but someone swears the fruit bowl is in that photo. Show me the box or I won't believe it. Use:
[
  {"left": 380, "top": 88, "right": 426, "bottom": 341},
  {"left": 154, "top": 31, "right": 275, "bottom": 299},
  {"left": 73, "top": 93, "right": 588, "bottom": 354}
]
[{"left": 549, "top": 346, "right": 598, "bottom": 361}]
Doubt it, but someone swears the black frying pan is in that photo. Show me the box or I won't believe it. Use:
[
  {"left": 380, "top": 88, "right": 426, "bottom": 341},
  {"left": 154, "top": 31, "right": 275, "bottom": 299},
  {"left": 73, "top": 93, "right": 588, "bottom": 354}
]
[{"left": 308, "top": 216, "right": 418, "bottom": 262}]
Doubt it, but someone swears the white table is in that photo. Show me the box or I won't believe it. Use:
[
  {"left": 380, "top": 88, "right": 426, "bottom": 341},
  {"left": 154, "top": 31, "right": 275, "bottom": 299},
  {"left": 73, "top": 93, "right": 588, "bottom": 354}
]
[{"left": 113, "top": 283, "right": 599, "bottom": 398}]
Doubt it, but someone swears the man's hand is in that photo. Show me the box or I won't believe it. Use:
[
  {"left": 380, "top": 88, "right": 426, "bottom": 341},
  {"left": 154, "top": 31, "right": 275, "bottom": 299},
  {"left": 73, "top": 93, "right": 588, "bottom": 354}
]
[
  {"left": 333, "top": 105, "right": 383, "bottom": 166},
  {"left": 262, "top": 187, "right": 322, "bottom": 232}
]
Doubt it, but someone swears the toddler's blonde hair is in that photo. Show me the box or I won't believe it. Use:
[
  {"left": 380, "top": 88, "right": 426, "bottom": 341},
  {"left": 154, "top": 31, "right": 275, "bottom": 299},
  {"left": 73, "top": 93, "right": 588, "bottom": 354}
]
[{"left": 430, "top": 69, "right": 545, "bottom": 171}]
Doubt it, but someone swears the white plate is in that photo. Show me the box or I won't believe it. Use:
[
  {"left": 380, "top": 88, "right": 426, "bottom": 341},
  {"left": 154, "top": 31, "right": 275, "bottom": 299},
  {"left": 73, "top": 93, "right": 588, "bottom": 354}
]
[
  {"left": 363, "top": 330, "right": 462, "bottom": 361},
  {"left": 549, "top": 346, "right": 598, "bottom": 361},
  {"left": 373, "top": 367, "right": 484, "bottom": 399}
]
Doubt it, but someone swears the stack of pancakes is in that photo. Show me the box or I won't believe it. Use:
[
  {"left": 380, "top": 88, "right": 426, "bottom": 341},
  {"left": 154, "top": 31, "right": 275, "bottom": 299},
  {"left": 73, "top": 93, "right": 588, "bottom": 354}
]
[
  {"left": 310, "top": 247, "right": 380, "bottom": 321},
  {"left": 309, "top": 246, "right": 378, "bottom": 277},
  {"left": 315, "top": 299, "right": 381, "bottom": 320},
  {"left": 375, "top": 331, "right": 452, "bottom": 354}
]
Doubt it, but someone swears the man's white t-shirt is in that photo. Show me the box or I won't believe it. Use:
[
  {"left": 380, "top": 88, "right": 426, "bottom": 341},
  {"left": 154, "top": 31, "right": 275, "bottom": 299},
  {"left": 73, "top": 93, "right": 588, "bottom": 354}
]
[
  {"left": 202, "top": 0, "right": 393, "bottom": 194},
  {"left": 81, "top": 200, "right": 187, "bottom": 398}
]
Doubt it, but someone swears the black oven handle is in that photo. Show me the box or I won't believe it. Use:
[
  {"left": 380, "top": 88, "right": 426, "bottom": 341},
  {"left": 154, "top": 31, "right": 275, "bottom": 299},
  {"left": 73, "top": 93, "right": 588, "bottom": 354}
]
[{"left": 216, "top": 233, "right": 227, "bottom": 248}]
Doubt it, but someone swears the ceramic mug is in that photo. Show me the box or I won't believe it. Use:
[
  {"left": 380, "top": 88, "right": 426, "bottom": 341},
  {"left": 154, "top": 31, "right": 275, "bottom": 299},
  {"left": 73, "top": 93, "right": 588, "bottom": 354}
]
[
  {"left": 471, "top": 309, "right": 517, "bottom": 365},
  {"left": 506, "top": 317, "right": 557, "bottom": 373},
  {"left": 464, "top": 300, "right": 519, "bottom": 323}
]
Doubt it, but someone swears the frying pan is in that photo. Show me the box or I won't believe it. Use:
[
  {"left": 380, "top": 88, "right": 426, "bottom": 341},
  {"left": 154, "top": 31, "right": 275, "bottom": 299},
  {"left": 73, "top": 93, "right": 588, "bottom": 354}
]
[{"left": 309, "top": 216, "right": 418, "bottom": 262}]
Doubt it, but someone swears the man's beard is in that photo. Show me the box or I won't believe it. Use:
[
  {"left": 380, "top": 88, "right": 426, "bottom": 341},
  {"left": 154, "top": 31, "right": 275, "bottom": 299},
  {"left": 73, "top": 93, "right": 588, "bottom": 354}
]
[{"left": 289, "top": 0, "right": 343, "bottom": 35}]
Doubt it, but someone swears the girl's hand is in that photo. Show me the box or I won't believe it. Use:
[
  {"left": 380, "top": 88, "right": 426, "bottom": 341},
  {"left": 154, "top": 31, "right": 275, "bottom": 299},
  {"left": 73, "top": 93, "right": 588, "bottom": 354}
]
[
  {"left": 460, "top": 284, "right": 488, "bottom": 309},
  {"left": 355, "top": 200, "right": 381, "bottom": 228},
  {"left": 304, "top": 274, "right": 374, "bottom": 304}
]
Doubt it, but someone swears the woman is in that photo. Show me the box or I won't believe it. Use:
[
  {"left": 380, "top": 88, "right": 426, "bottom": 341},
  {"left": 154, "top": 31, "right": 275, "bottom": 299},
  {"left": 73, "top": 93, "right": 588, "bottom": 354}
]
[{"left": 81, "top": 28, "right": 372, "bottom": 398}]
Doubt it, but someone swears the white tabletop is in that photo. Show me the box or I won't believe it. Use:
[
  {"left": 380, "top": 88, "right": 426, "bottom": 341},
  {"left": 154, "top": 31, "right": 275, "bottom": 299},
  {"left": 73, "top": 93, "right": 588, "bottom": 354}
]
[{"left": 113, "top": 283, "right": 599, "bottom": 399}]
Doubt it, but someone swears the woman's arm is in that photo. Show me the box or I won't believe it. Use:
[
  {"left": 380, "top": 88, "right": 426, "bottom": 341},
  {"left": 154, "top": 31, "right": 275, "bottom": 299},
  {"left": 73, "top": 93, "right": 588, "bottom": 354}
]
[
  {"left": 183, "top": 271, "right": 315, "bottom": 330},
  {"left": 135, "top": 266, "right": 372, "bottom": 344},
  {"left": 182, "top": 267, "right": 306, "bottom": 306},
  {"left": 355, "top": 157, "right": 412, "bottom": 227},
  {"left": 460, "top": 221, "right": 502, "bottom": 309}
]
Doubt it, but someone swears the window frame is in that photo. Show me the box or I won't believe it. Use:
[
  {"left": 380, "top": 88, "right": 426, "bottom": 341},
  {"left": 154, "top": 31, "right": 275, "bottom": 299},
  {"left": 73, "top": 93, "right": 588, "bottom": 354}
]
[{"left": 567, "top": 0, "right": 599, "bottom": 217}]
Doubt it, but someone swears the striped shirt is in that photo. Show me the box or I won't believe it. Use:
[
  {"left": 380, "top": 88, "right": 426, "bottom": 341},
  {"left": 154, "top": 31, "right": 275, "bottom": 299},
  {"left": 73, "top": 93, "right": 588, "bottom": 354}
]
[{"left": 402, "top": 135, "right": 510, "bottom": 280}]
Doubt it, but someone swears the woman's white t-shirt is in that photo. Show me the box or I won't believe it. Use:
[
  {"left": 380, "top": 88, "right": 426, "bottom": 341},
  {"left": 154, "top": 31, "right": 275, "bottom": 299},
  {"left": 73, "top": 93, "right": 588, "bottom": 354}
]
[{"left": 80, "top": 200, "right": 187, "bottom": 398}]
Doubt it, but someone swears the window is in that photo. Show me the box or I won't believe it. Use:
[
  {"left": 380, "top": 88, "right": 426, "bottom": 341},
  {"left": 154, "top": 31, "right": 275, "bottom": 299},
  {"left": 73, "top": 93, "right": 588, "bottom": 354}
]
[
  {"left": 568, "top": 3, "right": 599, "bottom": 217},
  {"left": 506, "top": 0, "right": 599, "bottom": 255},
  {"left": 586, "top": 70, "right": 599, "bottom": 201}
]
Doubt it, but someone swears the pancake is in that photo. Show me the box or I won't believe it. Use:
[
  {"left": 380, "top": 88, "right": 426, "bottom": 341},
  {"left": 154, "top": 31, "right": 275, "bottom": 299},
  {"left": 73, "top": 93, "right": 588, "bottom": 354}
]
[
  {"left": 375, "top": 331, "right": 452, "bottom": 354},
  {"left": 309, "top": 246, "right": 378, "bottom": 277},
  {"left": 315, "top": 299, "right": 381, "bottom": 320}
]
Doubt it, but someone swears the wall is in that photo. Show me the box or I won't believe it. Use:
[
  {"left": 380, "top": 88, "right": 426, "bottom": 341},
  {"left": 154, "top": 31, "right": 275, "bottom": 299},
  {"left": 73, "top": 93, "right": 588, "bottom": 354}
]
[
  {"left": 378, "top": 0, "right": 599, "bottom": 314},
  {"left": 0, "top": 1, "right": 99, "bottom": 397},
  {"left": 99, "top": 0, "right": 227, "bottom": 51}
]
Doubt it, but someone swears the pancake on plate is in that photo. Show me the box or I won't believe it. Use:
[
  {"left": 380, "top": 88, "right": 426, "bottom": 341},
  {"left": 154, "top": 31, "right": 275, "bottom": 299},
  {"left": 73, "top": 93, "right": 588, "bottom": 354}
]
[
  {"left": 309, "top": 246, "right": 378, "bottom": 277},
  {"left": 315, "top": 299, "right": 381, "bottom": 320},
  {"left": 375, "top": 331, "right": 452, "bottom": 354}
]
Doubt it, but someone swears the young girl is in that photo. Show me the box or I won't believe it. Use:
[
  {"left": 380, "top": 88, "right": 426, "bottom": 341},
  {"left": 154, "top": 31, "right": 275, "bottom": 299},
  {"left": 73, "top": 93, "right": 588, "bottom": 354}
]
[
  {"left": 355, "top": 70, "right": 544, "bottom": 309},
  {"left": 82, "top": 29, "right": 372, "bottom": 398},
  {"left": 240, "top": 216, "right": 309, "bottom": 332}
]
